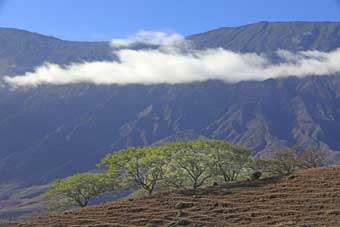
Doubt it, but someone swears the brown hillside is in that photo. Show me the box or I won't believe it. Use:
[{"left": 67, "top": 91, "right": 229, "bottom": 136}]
[{"left": 15, "top": 167, "right": 340, "bottom": 227}]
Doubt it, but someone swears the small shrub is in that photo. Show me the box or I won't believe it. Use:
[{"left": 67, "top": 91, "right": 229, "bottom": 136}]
[
  {"left": 251, "top": 171, "right": 262, "bottom": 180},
  {"left": 176, "top": 219, "right": 190, "bottom": 226},
  {"left": 175, "top": 202, "right": 194, "bottom": 209},
  {"left": 287, "top": 175, "right": 296, "bottom": 180}
]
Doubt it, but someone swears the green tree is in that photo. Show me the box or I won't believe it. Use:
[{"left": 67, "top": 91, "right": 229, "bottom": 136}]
[
  {"left": 99, "top": 146, "right": 168, "bottom": 195},
  {"left": 208, "top": 140, "right": 252, "bottom": 182},
  {"left": 99, "top": 140, "right": 252, "bottom": 193},
  {"left": 298, "top": 148, "right": 330, "bottom": 169},
  {"left": 252, "top": 149, "right": 299, "bottom": 177},
  {"left": 45, "top": 173, "right": 113, "bottom": 208},
  {"left": 251, "top": 158, "right": 280, "bottom": 177},
  {"left": 164, "top": 140, "right": 214, "bottom": 190},
  {"left": 161, "top": 166, "right": 188, "bottom": 189}
]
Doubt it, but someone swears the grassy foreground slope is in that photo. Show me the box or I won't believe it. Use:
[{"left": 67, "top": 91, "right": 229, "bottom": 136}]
[{"left": 16, "top": 166, "right": 340, "bottom": 227}]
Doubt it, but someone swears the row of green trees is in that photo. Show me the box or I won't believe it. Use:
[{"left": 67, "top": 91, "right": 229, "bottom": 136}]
[
  {"left": 45, "top": 140, "right": 329, "bottom": 208},
  {"left": 99, "top": 140, "right": 251, "bottom": 193},
  {"left": 253, "top": 148, "right": 329, "bottom": 176}
]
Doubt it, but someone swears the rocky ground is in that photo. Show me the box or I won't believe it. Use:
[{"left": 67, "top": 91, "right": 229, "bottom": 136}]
[{"left": 11, "top": 166, "right": 340, "bottom": 227}]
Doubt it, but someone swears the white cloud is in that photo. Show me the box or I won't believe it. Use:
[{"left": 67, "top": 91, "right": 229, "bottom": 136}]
[{"left": 4, "top": 31, "right": 340, "bottom": 88}]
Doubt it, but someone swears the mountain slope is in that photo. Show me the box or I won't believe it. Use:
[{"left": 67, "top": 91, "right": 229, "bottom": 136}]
[
  {"left": 2, "top": 76, "right": 340, "bottom": 185},
  {"left": 15, "top": 167, "right": 340, "bottom": 227},
  {"left": 1, "top": 21, "right": 340, "bottom": 183},
  {"left": 1, "top": 21, "right": 340, "bottom": 219}
]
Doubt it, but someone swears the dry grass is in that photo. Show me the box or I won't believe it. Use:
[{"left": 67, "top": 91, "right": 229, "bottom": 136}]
[{"left": 14, "top": 166, "right": 340, "bottom": 227}]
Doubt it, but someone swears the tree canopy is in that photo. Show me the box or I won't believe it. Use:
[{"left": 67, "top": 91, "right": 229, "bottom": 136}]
[
  {"left": 45, "top": 173, "right": 114, "bottom": 208},
  {"left": 99, "top": 140, "right": 252, "bottom": 192},
  {"left": 99, "top": 146, "right": 169, "bottom": 195},
  {"left": 298, "top": 148, "right": 330, "bottom": 169},
  {"left": 44, "top": 139, "right": 330, "bottom": 209}
]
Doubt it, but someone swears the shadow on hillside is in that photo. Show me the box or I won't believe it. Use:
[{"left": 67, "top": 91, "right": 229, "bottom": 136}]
[
  {"left": 222, "top": 176, "right": 281, "bottom": 189},
  {"left": 176, "top": 177, "right": 282, "bottom": 196}
]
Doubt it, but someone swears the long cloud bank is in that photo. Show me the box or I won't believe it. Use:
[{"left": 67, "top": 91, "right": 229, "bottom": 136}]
[{"left": 4, "top": 31, "right": 340, "bottom": 88}]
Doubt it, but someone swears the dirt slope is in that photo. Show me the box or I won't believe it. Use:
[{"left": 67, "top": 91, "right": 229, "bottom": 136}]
[{"left": 15, "top": 167, "right": 340, "bottom": 227}]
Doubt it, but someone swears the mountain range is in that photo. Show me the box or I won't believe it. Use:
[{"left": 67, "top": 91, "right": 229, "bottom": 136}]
[{"left": 1, "top": 21, "right": 340, "bottom": 219}]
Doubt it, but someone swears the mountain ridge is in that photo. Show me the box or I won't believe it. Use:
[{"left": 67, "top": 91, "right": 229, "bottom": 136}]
[{"left": 2, "top": 20, "right": 340, "bottom": 41}]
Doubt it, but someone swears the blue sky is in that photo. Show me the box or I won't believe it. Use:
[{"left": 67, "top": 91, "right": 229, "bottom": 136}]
[{"left": 0, "top": 0, "right": 340, "bottom": 41}]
